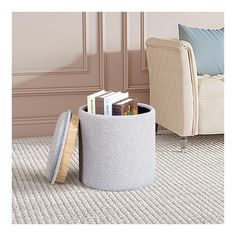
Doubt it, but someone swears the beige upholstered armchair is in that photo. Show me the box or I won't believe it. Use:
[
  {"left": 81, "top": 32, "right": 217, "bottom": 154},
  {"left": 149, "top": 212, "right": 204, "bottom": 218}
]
[{"left": 146, "top": 38, "right": 224, "bottom": 150}]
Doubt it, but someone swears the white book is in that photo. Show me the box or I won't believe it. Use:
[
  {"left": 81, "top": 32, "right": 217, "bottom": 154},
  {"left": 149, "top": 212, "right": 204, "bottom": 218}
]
[
  {"left": 103, "top": 92, "right": 121, "bottom": 115},
  {"left": 100, "top": 92, "right": 116, "bottom": 115},
  {"left": 87, "top": 90, "right": 106, "bottom": 114},
  {"left": 104, "top": 92, "right": 129, "bottom": 115}
]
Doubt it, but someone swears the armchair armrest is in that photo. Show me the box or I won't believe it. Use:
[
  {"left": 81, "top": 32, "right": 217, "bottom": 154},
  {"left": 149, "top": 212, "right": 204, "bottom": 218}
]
[{"left": 146, "top": 38, "right": 198, "bottom": 136}]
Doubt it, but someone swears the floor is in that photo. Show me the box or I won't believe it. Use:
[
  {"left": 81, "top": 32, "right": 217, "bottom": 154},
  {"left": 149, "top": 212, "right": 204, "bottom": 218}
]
[{"left": 12, "top": 133, "right": 224, "bottom": 224}]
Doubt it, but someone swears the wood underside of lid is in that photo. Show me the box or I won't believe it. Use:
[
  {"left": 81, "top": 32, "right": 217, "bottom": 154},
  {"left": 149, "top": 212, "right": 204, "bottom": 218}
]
[{"left": 55, "top": 114, "right": 79, "bottom": 183}]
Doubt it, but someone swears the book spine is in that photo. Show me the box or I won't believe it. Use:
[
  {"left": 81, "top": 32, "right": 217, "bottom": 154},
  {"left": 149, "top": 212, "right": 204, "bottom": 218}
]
[
  {"left": 88, "top": 96, "right": 97, "bottom": 114},
  {"left": 107, "top": 101, "right": 114, "bottom": 116},
  {"left": 104, "top": 97, "right": 111, "bottom": 115},
  {"left": 132, "top": 100, "right": 138, "bottom": 115},
  {"left": 87, "top": 96, "right": 92, "bottom": 113},
  {"left": 105, "top": 100, "right": 110, "bottom": 115},
  {"left": 91, "top": 97, "right": 95, "bottom": 114},
  {"left": 95, "top": 97, "right": 104, "bottom": 114},
  {"left": 105, "top": 97, "right": 118, "bottom": 115},
  {"left": 112, "top": 104, "right": 123, "bottom": 115}
]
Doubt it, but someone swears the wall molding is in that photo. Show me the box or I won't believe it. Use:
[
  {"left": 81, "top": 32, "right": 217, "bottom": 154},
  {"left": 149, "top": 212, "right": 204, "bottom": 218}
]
[
  {"left": 122, "top": 12, "right": 129, "bottom": 92},
  {"left": 13, "top": 12, "right": 105, "bottom": 97},
  {"left": 12, "top": 86, "right": 106, "bottom": 97},
  {"left": 140, "top": 12, "right": 148, "bottom": 72},
  {"left": 123, "top": 12, "right": 149, "bottom": 92},
  {"left": 13, "top": 115, "right": 58, "bottom": 126},
  {"left": 98, "top": 12, "right": 105, "bottom": 91}
]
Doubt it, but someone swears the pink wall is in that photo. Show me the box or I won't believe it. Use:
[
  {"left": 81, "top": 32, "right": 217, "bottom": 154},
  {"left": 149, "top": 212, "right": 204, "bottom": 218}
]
[{"left": 12, "top": 12, "right": 224, "bottom": 137}]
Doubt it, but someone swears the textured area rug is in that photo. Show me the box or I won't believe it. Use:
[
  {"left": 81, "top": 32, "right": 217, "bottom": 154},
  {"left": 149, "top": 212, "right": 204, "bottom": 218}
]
[{"left": 12, "top": 134, "right": 224, "bottom": 224}]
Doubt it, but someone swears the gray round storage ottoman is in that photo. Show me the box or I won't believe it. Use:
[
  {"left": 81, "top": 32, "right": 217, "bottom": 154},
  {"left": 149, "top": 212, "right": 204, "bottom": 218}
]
[{"left": 79, "top": 103, "right": 155, "bottom": 191}]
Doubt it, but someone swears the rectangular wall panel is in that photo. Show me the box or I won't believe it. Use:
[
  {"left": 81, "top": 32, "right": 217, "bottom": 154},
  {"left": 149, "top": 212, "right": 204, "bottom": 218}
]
[{"left": 13, "top": 13, "right": 85, "bottom": 74}]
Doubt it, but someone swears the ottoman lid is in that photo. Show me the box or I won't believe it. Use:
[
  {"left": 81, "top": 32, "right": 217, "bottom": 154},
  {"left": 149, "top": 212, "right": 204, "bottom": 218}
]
[{"left": 45, "top": 110, "right": 79, "bottom": 184}]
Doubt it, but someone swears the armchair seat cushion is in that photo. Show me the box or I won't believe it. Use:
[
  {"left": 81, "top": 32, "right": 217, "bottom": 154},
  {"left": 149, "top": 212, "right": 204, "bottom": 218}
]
[
  {"left": 198, "top": 74, "right": 224, "bottom": 97},
  {"left": 198, "top": 74, "right": 224, "bottom": 134}
]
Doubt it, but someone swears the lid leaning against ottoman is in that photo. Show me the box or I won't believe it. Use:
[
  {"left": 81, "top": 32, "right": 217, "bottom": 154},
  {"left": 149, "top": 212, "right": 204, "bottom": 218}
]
[{"left": 45, "top": 110, "right": 79, "bottom": 184}]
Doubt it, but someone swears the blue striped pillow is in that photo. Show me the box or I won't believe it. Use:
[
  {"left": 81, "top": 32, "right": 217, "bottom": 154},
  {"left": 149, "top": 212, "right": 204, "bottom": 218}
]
[{"left": 178, "top": 24, "right": 224, "bottom": 76}]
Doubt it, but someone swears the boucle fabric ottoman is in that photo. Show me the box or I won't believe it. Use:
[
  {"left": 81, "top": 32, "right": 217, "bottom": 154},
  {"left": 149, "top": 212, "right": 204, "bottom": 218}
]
[{"left": 79, "top": 103, "right": 156, "bottom": 191}]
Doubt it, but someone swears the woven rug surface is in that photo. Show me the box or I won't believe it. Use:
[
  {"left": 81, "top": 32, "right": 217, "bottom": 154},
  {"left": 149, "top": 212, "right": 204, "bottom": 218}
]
[{"left": 12, "top": 134, "right": 224, "bottom": 224}]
